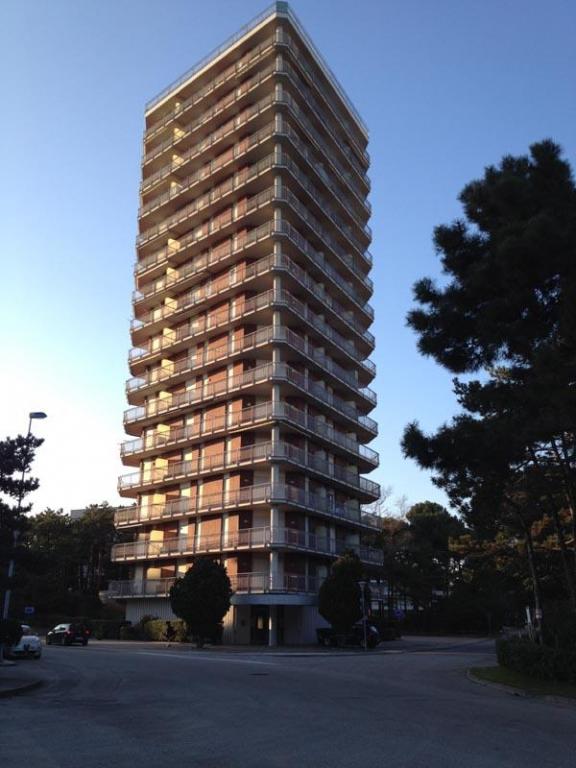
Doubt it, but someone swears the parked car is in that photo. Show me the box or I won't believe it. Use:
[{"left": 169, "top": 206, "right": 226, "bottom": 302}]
[
  {"left": 46, "top": 623, "right": 90, "bottom": 646},
  {"left": 4, "top": 624, "right": 42, "bottom": 659},
  {"left": 317, "top": 622, "right": 381, "bottom": 649}
]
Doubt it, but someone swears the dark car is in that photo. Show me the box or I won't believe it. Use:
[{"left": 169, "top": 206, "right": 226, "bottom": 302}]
[
  {"left": 46, "top": 623, "right": 90, "bottom": 646},
  {"left": 317, "top": 622, "right": 380, "bottom": 649}
]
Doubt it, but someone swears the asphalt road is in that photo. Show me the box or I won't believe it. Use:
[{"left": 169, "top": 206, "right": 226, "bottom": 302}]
[{"left": 1, "top": 637, "right": 575, "bottom": 768}]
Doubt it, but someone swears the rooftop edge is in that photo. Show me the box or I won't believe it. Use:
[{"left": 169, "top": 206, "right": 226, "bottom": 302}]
[{"left": 144, "top": 1, "right": 368, "bottom": 138}]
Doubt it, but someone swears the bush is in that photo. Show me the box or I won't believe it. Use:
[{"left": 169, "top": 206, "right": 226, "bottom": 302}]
[
  {"left": 542, "top": 603, "right": 576, "bottom": 651},
  {"left": 119, "top": 616, "right": 187, "bottom": 642},
  {"left": 88, "top": 620, "right": 130, "bottom": 640},
  {"left": 496, "top": 638, "right": 576, "bottom": 684},
  {"left": 141, "top": 619, "right": 187, "bottom": 642}
]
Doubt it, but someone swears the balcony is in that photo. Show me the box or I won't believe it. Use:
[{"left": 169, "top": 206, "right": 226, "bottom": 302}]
[
  {"left": 145, "top": 31, "right": 278, "bottom": 139},
  {"left": 128, "top": 291, "right": 374, "bottom": 395},
  {"left": 120, "top": 401, "right": 379, "bottom": 470},
  {"left": 117, "top": 440, "right": 379, "bottom": 500},
  {"left": 111, "top": 525, "right": 383, "bottom": 565},
  {"left": 139, "top": 147, "right": 370, "bottom": 266},
  {"left": 139, "top": 149, "right": 275, "bottom": 228},
  {"left": 143, "top": 62, "right": 277, "bottom": 168},
  {"left": 123, "top": 361, "right": 377, "bottom": 438},
  {"left": 137, "top": 182, "right": 274, "bottom": 251},
  {"left": 142, "top": 90, "right": 277, "bottom": 186},
  {"left": 278, "top": 149, "right": 371, "bottom": 261},
  {"left": 114, "top": 483, "right": 364, "bottom": 528},
  {"left": 136, "top": 184, "right": 371, "bottom": 299},
  {"left": 277, "top": 29, "right": 368, "bottom": 166},
  {"left": 107, "top": 572, "right": 320, "bottom": 599},
  {"left": 118, "top": 442, "right": 271, "bottom": 494},
  {"left": 128, "top": 324, "right": 375, "bottom": 408},
  {"left": 277, "top": 220, "right": 374, "bottom": 320},
  {"left": 141, "top": 120, "right": 275, "bottom": 198},
  {"left": 279, "top": 60, "right": 369, "bottom": 189},
  {"left": 133, "top": 256, "right": 373, "bottom": 361},
  {"left": 278, "top": 92, "right": 369, "bottom": 213}
]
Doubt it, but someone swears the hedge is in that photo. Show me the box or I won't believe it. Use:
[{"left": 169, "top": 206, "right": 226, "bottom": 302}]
[
  {"left": 120, "top": 617, "right": 188, "bottom": 642},
  {"left": 496, "top": 638, "right": 576, "bottom": 684}
]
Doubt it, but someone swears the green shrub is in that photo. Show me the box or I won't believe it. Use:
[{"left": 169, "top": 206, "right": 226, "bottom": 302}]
[
  {"left": 141, "top": 619, "right": 188, "bottom": 642},
  {"left": 119, "top": 616, "right": 187, "bottom": 642},
  {"left": 542, "top": 603, "right": 576, "bottom": 651},
  {"left": 89, "top": 620, "right": 130, "bottom": 640},
  {"left": 119, "top": 624, "right": 144, "bottom": 641},
  {"left": 496, "top": 638, "right": 576, "bottom": 684}
]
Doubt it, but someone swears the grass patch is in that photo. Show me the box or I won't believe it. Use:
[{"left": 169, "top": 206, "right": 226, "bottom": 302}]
[{"left": 471, "top": 666, "right": 576, "bottom": 700}]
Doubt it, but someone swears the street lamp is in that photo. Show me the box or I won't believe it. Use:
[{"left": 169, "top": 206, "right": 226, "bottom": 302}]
[
  {"left": 2, "top": 411, "right": 47, "bottom": 620},
  {"left": 358, "top": 580, "right": 368, "bottom": 651}
]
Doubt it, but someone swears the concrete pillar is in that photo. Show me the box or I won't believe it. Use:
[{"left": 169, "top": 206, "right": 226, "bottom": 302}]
[
  {"left": 270, "top": 462, "right": 281, "bottom": 486},
  {"left": 274, "top": 174, "right": 282, "bottom": 198},
  {"left": 272, "top": 383, "right": 281, "bottom": 407},
  {"left": 273, "top": 241, "right": 282, "bottom": 270},
  {"left": 270, "top": 550, "right": 280, "bottom": 591},
  {"left": 271, "top": 425, "right": 281, "bottom": 452},
  {"left": 268, "top": 605, "right": 278, "bottom": 647}
]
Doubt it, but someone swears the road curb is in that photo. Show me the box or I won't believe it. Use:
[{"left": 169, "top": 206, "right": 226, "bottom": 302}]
[
  {"left": 0, "top": 678, "right": 44, "bottom": 699},
  {"left": 466, "top": 668, "right": 576, "bottom": 708}
]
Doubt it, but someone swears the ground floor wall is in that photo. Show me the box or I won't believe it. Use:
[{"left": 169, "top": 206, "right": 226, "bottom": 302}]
[{"left": 123, "top": 599, "right": 329, "bottom": 646}]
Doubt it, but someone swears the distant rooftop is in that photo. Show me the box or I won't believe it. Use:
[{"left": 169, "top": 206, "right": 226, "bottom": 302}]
[{"left": 145, "top": 1, "right": 367, "bottom": 137}]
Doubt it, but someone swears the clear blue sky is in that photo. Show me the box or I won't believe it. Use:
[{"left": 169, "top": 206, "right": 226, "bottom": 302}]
[{"left": 1, "top": 0, "right": 574, "bottom": 514}]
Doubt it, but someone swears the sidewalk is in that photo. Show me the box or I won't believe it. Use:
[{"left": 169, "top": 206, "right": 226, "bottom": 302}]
[
  {"left": 88, "top": 636, "right": 435, "bottom": 656},
  {"left": 0, "top": 662, "right": 46, "bottom": 698}
]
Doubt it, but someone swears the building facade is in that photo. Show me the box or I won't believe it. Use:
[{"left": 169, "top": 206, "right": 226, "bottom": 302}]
[{"left": 109, "top": 1, "right": 381, "bottom": 645}]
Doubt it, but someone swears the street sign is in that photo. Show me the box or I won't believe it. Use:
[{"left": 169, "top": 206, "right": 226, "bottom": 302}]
[{"left": 23, "top": 606, "right": 35, "bottom": 615}]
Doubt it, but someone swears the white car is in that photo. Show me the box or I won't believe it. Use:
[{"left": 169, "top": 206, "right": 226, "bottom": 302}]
[{"left": 4, "top": 624, "right": 42, "bottom": 659}]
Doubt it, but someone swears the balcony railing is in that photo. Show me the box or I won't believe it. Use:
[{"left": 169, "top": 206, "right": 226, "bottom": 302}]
[
  {"left": 118, "top": 442, "right": 271, "bottom": 492},
  {"left": 107, "top": 571, "right": 320, "bottom": 598},
  {"left": 118, "top": 440, "right": 379, "bottom": 498},
  {"left": 114, "top": 483, "right": 361, "bottom": 527},
  {"left": 128, "top": 323, "right": 375, "bottom": 407},
  {"left": 140, "top": 147, "right": 370, "bottom": 265},
  {"left": 128, "top": 292, "right": 374, "bottom": 395},
  {"left": 140, "top": 149, "right": 275, "bottom": 223},
  {"left": 145, "top": 31, "right": 277, "bottom": 137},
  {"left": 141, "top": 119, "right": 275, "bottom": 197},
  {"left": 111, "top": 525, "right": 383, "bottom": 565},
  {"left": 137, "top": 185, "right": 371, "bottom": 297},
  {"left": 123, "top": 361, "right": 377, "bottom": 434},
  {"left": 278, "top": 150, "right": 371, "bottom": 262},
  {"left": 277, "top": 90, "right": 369, "bottom": 209},
  {"left": 133, "top": 230, "right": 373, "bottom": 340},
  {"left": 277, "top": 29, "right": 368, "bottom": 165},
  {"left": 278, "top": 59, "right": 369, "bottom": 188},
  {"left": 143, "top": 61, "right": 277, "bottom": 167},
  {"left": 127, "top": 266, "right": 376, "bottom": 368},
  {"left": 120, "top": 400, "right": 379, "bottom": 468}
]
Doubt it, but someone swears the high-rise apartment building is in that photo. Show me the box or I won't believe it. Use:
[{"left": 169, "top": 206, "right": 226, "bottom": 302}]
[{"left": 109, "top": 2, "right": 381, "bottom": 645}]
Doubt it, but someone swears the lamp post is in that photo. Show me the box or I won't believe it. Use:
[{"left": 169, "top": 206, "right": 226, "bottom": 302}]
[
  {"left": 2, "top": 411, "right": 47, "bottom": 620},
  {"left": 358, "top": 580, "right": 368, "bottom": 650}
]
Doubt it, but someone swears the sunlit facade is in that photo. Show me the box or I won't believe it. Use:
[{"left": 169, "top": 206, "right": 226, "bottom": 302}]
[{"left": 109, "top": 2, "right": 380, "bottom": 645}]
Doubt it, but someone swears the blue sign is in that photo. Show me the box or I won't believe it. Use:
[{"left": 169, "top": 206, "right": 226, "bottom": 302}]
[{"left": 24, "top": 606, "right": 35, "bottom": 615}]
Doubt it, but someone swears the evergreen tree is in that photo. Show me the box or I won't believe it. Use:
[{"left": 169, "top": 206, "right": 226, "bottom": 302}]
[
  {"left": 169, "top": 557, "right": 232, "bottom": 647},
  {"left": 403, "top": 140, "right": 576, "bottom": 615}
]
